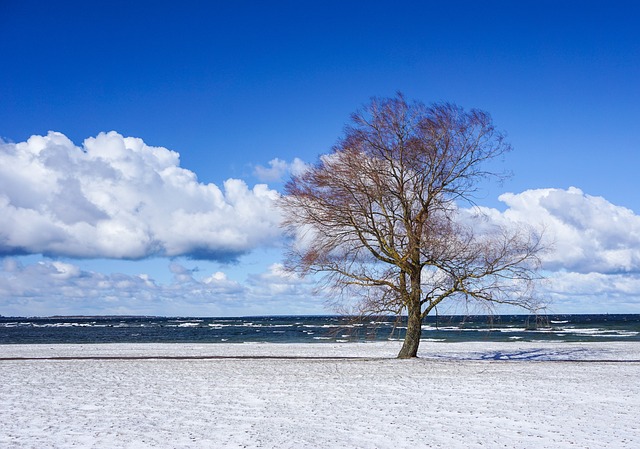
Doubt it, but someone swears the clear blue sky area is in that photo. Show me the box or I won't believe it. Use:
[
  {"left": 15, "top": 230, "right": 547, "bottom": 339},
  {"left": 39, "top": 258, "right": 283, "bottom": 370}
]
[{"left": 0, "top": 1, "right": 639, "bottom": 316}]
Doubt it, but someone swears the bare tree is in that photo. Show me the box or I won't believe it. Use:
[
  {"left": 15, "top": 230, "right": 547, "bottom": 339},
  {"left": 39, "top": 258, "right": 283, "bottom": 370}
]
[{"left": 280, "top": 94, "right": 544, "bottom": 358}]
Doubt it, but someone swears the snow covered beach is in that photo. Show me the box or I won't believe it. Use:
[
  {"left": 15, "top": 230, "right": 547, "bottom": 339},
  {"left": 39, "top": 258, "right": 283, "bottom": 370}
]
[{"left": 1, "top": 341, "right": 639, "bottom": 448}]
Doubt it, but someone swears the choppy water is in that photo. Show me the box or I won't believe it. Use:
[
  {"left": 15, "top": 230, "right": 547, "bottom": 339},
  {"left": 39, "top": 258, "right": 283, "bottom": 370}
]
[{"left": 1, "top": 314, "right": 638, "bottom": 344}]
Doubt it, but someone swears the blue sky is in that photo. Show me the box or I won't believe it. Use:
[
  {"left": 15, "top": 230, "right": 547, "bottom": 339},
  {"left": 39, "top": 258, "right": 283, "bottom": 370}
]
[{"left": 1, "top": 0, "right": 639, "bottom": 316}]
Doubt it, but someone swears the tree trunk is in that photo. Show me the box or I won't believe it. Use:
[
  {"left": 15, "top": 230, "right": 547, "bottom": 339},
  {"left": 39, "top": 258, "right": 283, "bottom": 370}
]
[{"left": 397, "top": 298, "right": 422, "bottom": 358}]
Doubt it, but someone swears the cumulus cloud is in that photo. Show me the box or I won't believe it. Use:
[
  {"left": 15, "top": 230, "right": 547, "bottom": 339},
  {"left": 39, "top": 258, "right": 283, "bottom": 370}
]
[
  {"left": 452, "top": 187, "right": 640, "bottom": 312},
  {"left": 0, "top": 257, "right": 323, "bottom": 317},
  {"left": 280, "top": 185, "right": 640, "bottom": 311},
  {"left": 247, "top": 262, "right": 313, "bottom": 297},
  {"left": 3, "top": 153, "right": 640, "bottom": 315},
  {"left": 254, "top": 157, "right": 309, "bottom": 182},
  {"left": 0, "top": 132, "right": 282, "bottom": 261},
  {"left": 543, "top": 271, "right": 640, "bottom": 313},
  {"left": 478, "top": 187, "right": 640, "bottom": 274}
]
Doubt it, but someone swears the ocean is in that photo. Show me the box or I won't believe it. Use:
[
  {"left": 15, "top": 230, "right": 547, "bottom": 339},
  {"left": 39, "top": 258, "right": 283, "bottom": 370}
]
[{"left": 1, "top": 314, "right": 639, "bottom": 344}]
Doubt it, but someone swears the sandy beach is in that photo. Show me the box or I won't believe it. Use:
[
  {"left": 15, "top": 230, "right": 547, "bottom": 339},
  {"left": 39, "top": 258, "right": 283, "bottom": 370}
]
[{"left": 1, "top": 341, "right": 638, "bottom": 448}]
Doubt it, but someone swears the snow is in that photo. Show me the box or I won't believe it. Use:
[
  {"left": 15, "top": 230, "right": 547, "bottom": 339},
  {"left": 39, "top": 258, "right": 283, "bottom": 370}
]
[{"left": 1, "top": 341, "right": 639, "bottom": 448}]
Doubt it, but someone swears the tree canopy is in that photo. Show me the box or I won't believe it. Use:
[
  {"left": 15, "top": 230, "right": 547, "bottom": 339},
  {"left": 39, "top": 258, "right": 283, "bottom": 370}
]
[{"left": 280, "top": 94, "right": 544, "bottom": 358}]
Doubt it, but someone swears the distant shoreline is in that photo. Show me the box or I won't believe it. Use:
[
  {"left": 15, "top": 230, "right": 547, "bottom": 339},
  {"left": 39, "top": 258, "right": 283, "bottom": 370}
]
[{"left": 2, "top": 340, "right": 639, "bottom": 361}]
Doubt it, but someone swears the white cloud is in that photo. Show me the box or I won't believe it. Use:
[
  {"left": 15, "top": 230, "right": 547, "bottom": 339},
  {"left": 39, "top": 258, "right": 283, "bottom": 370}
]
[
  {"left": 0, "top": 257, "right": 324, "bottom": 317},
  {"left": 254, "top": 158, "right": 289, "bottom": 182},
  {"left": 466, "top": 187, "right": 640, "bottom": 313},
  {"left": 0, "top": 132, "right": 282, "bottom": 261},
  {"left": 2, "top": 162, "right": 640, "bottom": 315},
  {"left": 547, "top": 271, "right": 640, "bottom": 297},
  {"left": 289, "top": 158, "right": 310, "bottom": 177},
  {"left": 542, "top": 271, "right": 640, "bottom": 313},
  {"left": 254, "top": 157, "right": 309, "bottom": 182},
  {"left": 247, "top": 262, "right": 314, "bottom": 297},
  {"left": 477, "top": 187, "right": 640, "bottom": 274}
]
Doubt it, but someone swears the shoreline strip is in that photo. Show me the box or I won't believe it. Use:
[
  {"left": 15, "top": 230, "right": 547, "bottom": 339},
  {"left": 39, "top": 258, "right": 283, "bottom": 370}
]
[{"left": 1, "top": 355, "right": 639, "bottom": 362}]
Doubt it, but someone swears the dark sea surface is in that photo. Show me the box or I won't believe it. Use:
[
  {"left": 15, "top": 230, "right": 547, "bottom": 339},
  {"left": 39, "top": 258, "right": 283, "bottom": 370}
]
[{"left": 1, "top": 315, "right": 639, "bottom": 344}]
